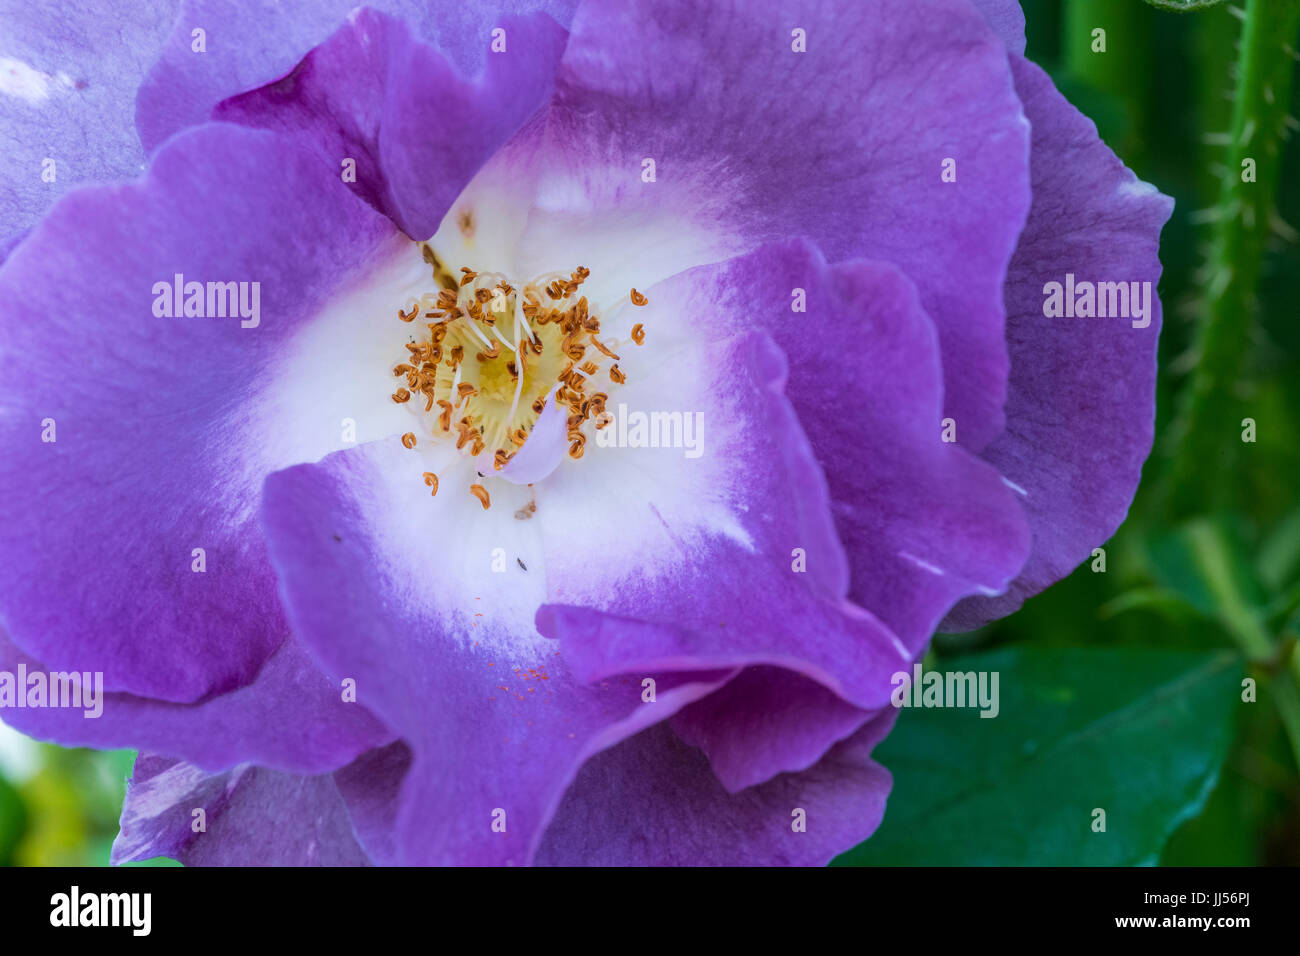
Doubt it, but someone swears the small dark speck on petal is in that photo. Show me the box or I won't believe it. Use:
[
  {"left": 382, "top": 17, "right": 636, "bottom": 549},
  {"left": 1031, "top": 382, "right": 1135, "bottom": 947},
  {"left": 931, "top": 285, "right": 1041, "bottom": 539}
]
[
  {"left": 517, "top": 558, "right": 527, "bottom": 571},
  {"left": 332, "top": 533, "right": 342, "bottom": 542}
]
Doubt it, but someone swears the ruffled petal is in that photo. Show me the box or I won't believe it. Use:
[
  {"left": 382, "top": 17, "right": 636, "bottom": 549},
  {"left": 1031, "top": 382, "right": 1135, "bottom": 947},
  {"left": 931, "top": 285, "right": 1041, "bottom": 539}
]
[
  {"left": 536, "top": 246, "right": 985, "bottom": 716},
  {"left": 333, "top": 742, "right": 411, "bottom": 866},
  {"left": 0, "top": 122, "right": 399, "bottom": 701},
  {"left": 945, "top": 58, "right": 1173, "bottom": 628},
  {"left": 112, "top": 754, "right": 370, "bottom": 866},
  {"left": 0, "top": 627, "right": 393, "bottom": 774},
  {"left": 669, "top": 667, "right": 889, "bottom": 793},
  {"left": 2, "top": 1, "right": 566, "bottom": 705},
  {"left": 259, "top": 436, "right": 735, "bottom": 865},
  {"left": 739, "top": 241, "right": 1031, "bottom": 654},
  {"left": 517, "top": 0, "right": 1031, "bottom": 449},
  {"left": 214, "top": 8, "right": 569, "bottom": 239},
  {"left": 135, "top": 0, "right": 579, "bottom": 154},
  {"left": 535, "top": 718, "right": 893, "bottom": 866}
]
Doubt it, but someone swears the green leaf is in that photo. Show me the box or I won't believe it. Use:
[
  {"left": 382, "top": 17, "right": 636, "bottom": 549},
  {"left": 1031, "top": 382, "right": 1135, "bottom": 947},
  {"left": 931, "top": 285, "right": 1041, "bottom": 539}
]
[
  {"left": 1259, "top": 505, "right": 1300, "bottom": 592},
  {"left": 1160, "top": 698, "right": 1297, "bottom": 865},
  {"left": 1148, "top": 517, "right": 1272, "bottom": 656},
  {"left": 1096, "top": 586, "right": 1200, "bottom": 621},
  {"left": 833, "top": 647, "right": 1241, "bottom": 866}
]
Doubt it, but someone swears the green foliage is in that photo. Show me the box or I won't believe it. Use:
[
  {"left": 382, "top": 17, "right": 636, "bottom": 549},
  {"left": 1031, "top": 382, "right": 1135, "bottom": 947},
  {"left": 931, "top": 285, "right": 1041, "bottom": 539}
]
[{"left": 834, "top": 649, "right": 1240, "bottom": 866}]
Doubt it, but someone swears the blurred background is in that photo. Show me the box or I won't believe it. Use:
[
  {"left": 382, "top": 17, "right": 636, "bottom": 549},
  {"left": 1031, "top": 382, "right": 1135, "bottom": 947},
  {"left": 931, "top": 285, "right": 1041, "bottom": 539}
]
[
  {"left": 2, "top": 0, "right": 1299, "bottom": 866},
  {"left": 0, "top": 737, "right": 153, "bottom": 866}
]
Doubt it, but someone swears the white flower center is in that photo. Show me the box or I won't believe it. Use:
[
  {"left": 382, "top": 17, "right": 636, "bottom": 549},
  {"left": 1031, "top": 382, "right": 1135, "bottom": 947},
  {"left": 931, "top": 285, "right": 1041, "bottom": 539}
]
[{"left": 388, "top": 240, "right": 648, "bottom": 509}]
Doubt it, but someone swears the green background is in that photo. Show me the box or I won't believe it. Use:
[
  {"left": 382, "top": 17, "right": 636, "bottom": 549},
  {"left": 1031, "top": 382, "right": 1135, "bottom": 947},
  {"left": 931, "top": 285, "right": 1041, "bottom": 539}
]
[{"left": 2, "top": 0, "right": 1299, "bottom": 866}]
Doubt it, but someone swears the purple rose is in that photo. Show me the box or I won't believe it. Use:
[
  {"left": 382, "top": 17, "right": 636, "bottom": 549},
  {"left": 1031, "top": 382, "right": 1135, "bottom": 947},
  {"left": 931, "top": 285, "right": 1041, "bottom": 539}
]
[{"left": 0, "top": 0, "right": 1171, "bottom": 865}]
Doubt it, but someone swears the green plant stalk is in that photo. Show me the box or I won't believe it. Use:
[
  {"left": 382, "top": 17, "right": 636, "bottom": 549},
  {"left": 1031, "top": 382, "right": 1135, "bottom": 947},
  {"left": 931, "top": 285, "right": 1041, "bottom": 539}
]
[
  {"left": 1164, "top": 0, "right": 1300, "bottom": 518},
  {"left": 1065, "top": 1, "right": 1145, "bottom": 81},
  {"left": 1192, "top": 4, "right": 1244, "bottom": 200},
  {"left": 1187, "top": 520, "right": 1300, "bottom": 770},
  {"left": 1065, "top": 0, "right": 1152, "bottom": 120},
  {"left": 1160, "top": 0, "right": 1300, "bottom": 765}
]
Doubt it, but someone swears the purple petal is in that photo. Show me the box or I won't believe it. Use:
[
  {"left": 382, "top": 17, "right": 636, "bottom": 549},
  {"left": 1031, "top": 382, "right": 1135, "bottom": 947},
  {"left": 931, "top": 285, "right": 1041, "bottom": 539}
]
[
  {"left": 333, "top": 742, "right": 411, "bottom": 867},
  {"left": 670, "top": 667, "right": 889, "bottom": 793},
  {"left": 529, "top": 240, "right": 1022, "bottom": 791},
  {"left": 0, "top": 231, "right": 25, "bottom": 266},
  {"left": 520, "top": 0, "right": 1031, "bottom": 449},
  {"left": 135, "top": 0, "right": 578, "bottom": 154},
  {"left": 0, "top": 627, "right": 394, "bottom": 774},
  {"left": 215, "top": 8, "right": 569, "bottom": 239},
  {"left": 0, "top": 122, "right": 398, "bottom": 701},
  {"left": 259, "top": 436, "right": 735, "bottom": 865},
  {"left": 945, "top": 57, "right": 1173, "bottom": 628},
  {"left": 535, "top": 247, "right": 977, "bottom": 715},
  {"left": 0, "top": 0, "right": 174, "bottom": 251},
  {"left": 535, "top": 718, "right": 892, "bottom": 866},
  {"left": 743, "top": 241, "right": 1031, "bottom": 654},
  {"left": 963, "top": 0, "right": 1027, "bottom": 53},
  {"left": 112, "top": 754, "right": 370, "bottom": 866}
]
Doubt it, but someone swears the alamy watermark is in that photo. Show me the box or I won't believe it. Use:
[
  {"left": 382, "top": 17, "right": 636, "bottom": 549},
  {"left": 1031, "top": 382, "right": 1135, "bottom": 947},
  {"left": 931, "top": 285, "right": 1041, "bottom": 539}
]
[
  {"left": 1041, "top": 273, "right": 1152, "bottom": 328},
  {"left": 50, "top": 886, "right": 150, "bottom": 935},
  {"left": 151, "top": 273, "right": 260, "bottom": 328},
  {"left": 593, "top": 403, "right": 704, "bottom": 459},
  {"left": 890, "top": 663, "right": 999, "bottom": 718},
  {"left": 0, "top": 665, "right": 103, "bottom": 718}
]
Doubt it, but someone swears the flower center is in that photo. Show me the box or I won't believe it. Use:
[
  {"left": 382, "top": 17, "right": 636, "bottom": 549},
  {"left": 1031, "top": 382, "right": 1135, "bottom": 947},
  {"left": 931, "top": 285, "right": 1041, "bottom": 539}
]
[{"left": 390, "top": 241, "right": 648, "bottom": 508}]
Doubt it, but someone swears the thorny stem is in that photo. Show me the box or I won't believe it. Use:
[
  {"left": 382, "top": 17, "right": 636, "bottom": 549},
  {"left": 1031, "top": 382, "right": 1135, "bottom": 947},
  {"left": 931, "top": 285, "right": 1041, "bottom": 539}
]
[
  {"left": 1164, "top": 0, "right": 1300, "bottom": 768},
  {"left": 1163, "top": 0, "right": 1300, "bottom": 517}
]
